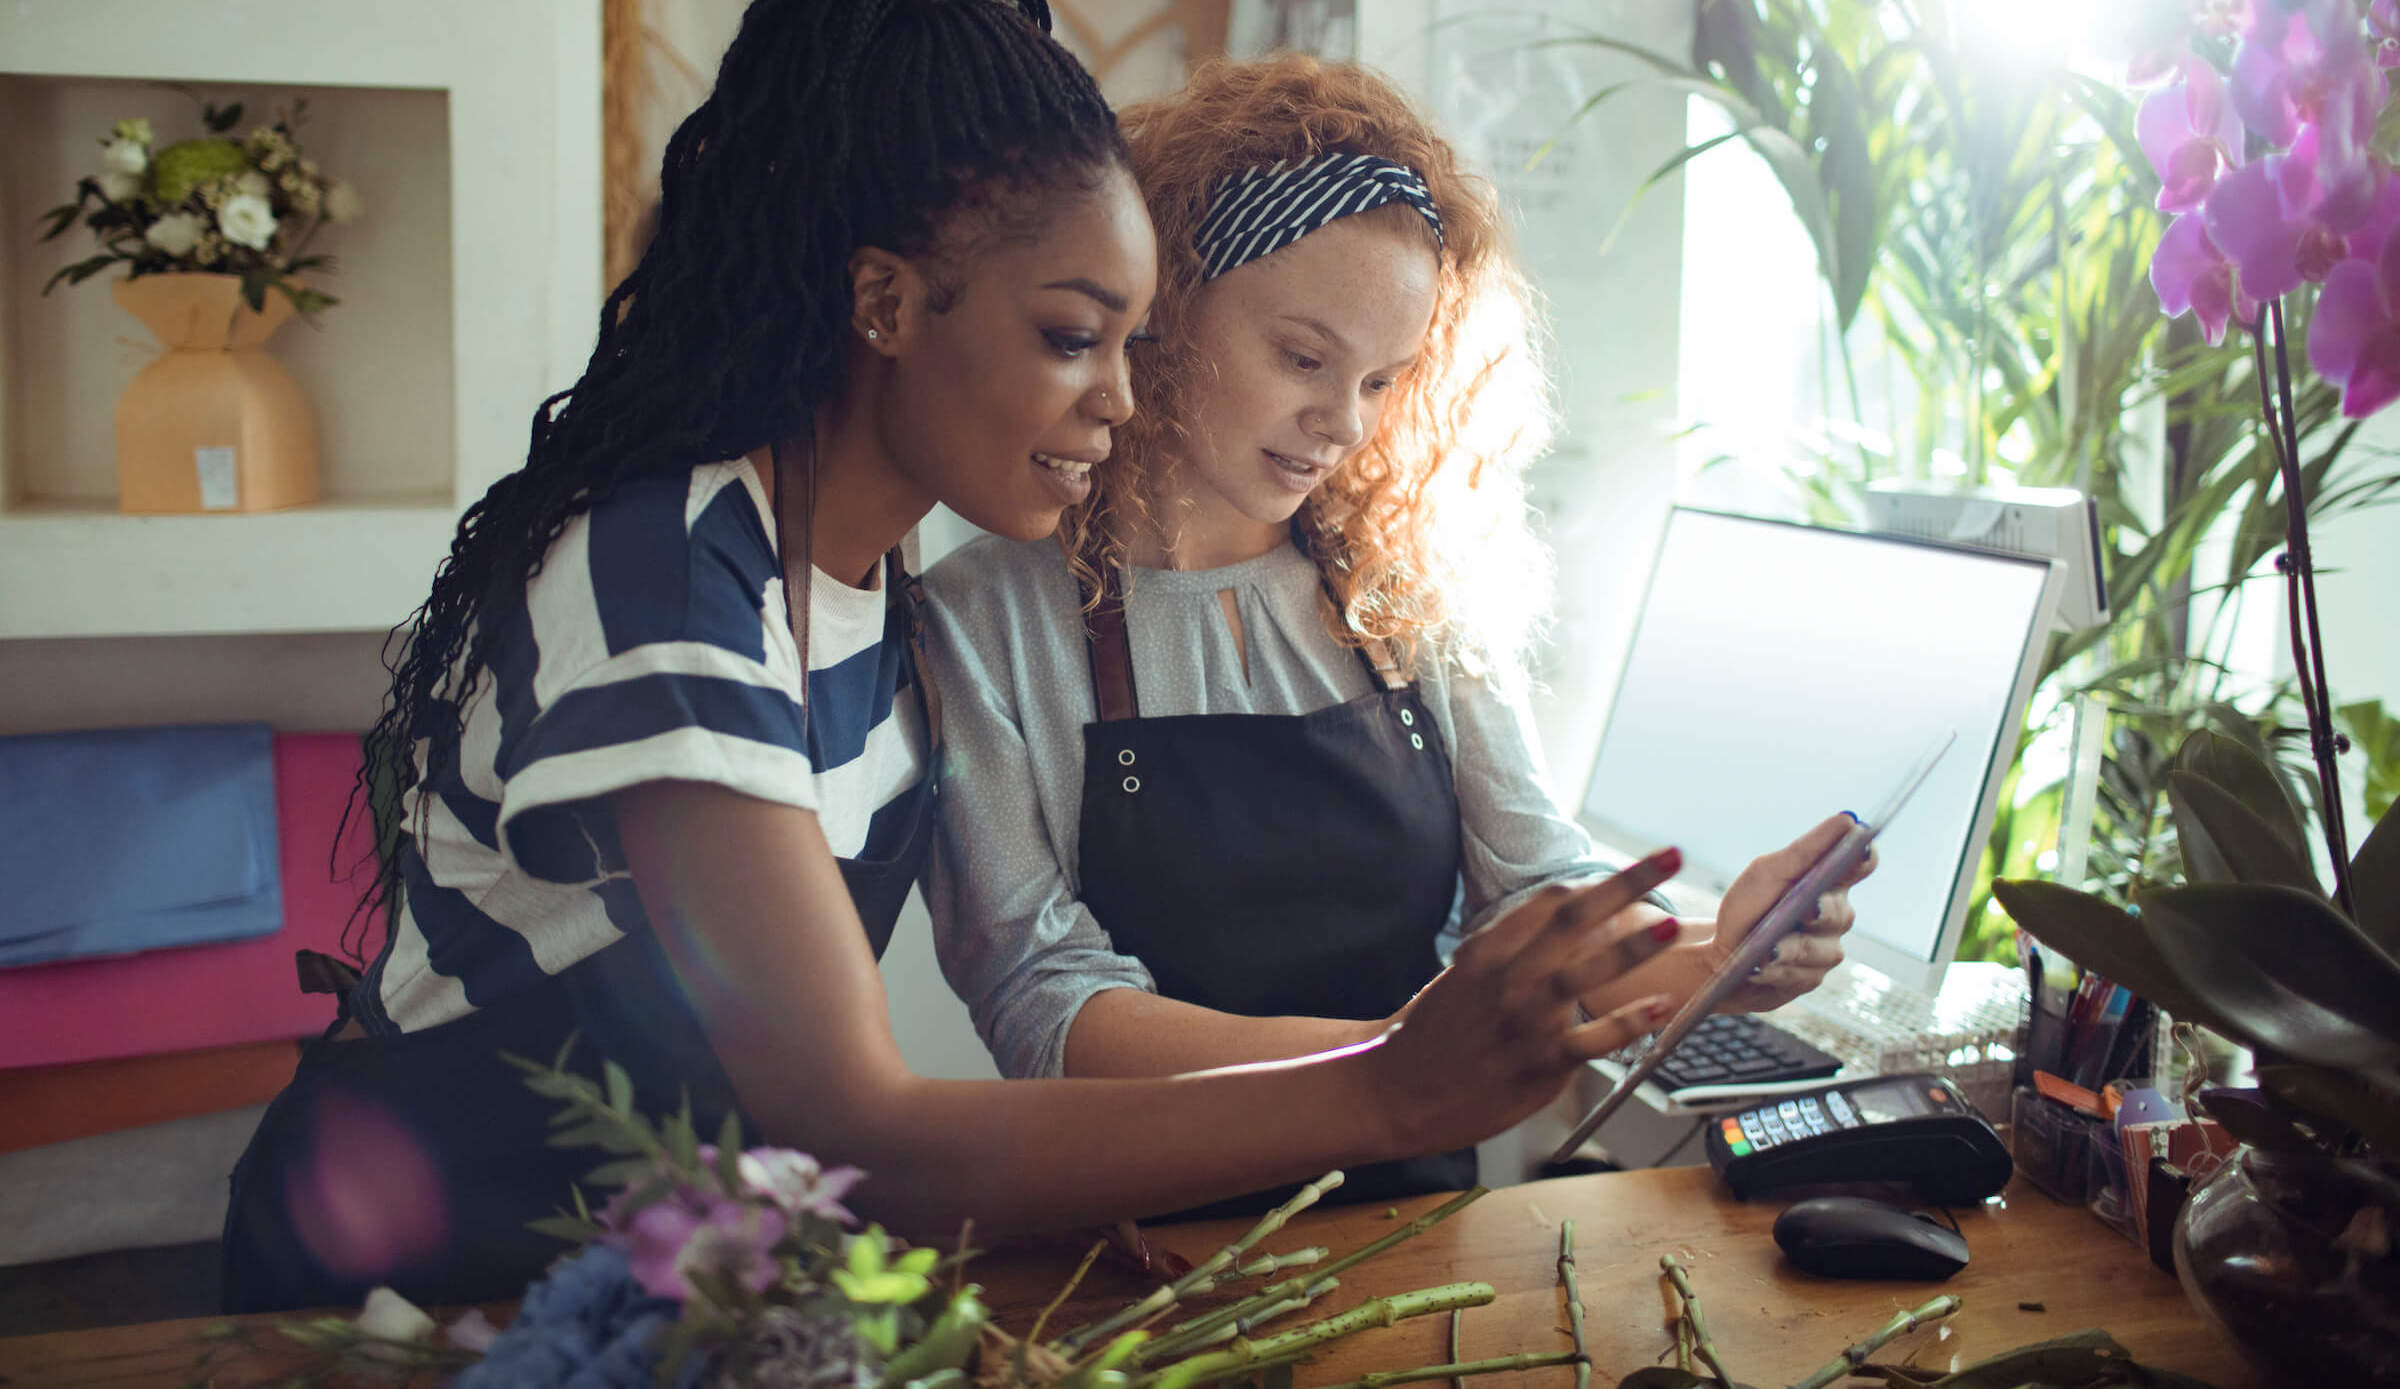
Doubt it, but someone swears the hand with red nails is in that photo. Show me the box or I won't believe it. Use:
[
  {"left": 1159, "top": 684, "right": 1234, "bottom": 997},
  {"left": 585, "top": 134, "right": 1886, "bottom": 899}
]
[
  {"left": 1363, "top": 847, "right": 1691, "bottom": 1155},
  {"left": 1569, "top": 813, "right": 1876, "bottom": 1021}
]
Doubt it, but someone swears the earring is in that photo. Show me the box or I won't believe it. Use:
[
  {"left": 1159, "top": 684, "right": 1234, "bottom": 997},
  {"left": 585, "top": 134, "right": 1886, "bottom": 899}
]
[{"left": 866, "top": 328, "right": 881, "bottom": 340}]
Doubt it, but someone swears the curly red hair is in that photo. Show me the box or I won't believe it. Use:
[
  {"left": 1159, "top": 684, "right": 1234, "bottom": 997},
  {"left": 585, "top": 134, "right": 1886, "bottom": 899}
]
[{"left": 1055, "top": 54, "right": 1555, "bottom": 678}]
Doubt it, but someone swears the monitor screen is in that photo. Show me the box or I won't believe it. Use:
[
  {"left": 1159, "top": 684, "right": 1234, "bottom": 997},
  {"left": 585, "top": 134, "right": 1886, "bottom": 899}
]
[{"left": 1578, "top": 509, "right": 2058, "bottom": 987}]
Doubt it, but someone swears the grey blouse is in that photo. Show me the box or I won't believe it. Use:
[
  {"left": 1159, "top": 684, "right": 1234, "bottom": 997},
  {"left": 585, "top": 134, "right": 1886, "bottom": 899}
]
[{"left": 919, "top": 533, "right": 1623, "bottom": 1079}]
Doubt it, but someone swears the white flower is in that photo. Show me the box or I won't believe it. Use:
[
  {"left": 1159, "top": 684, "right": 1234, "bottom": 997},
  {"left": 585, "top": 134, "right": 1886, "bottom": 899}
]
[
  {"left": 324, "top": 179, "right": 364, "bottom": 224},
  {"left": 233, "top": 169, "right": 271, "bottom": 198},
  {"left": 217, "top": 192, "right": 277, "bottom": 250},
  {"left": 144, "top": 211, "right": 205, "bottom": 257},
  {"left": 354, "top": 1286, "right": 435, "bottom": 1342},
  {"left": 102, "top": 137, "right": 147, "bottom": 178},
  {"left": 97, "top": 170, "right": 141, "bottom": 203}
]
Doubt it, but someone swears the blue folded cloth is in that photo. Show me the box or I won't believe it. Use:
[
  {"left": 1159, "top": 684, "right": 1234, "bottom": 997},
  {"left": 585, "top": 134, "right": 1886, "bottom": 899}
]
[{"left": 0, "top": 723, "right": 283, "bottom": 968}]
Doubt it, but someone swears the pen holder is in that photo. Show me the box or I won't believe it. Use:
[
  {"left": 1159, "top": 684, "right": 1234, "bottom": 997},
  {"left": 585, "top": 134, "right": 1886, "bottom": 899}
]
[{"left": 2010, "top": 1086, "right": 2131, "bottom": 1238}]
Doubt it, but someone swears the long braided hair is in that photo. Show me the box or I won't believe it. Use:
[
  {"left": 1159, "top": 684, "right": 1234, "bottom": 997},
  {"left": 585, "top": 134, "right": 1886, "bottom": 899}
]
[{"left": 345, "top": 0, "right": 1122, "bottom": 955}]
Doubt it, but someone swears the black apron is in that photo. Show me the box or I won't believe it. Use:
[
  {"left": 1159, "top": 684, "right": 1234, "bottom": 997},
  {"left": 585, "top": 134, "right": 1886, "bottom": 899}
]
[
  {"left": 223, "top": 543, "right": 940, "bottom": 1313},
  {"left": 1074, "top": 568, "right": 1477, "bottom": 1219}
]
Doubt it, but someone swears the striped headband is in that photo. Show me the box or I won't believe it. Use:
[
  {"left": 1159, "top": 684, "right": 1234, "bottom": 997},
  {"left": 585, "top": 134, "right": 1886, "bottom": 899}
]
[{"left": 1193, "top": 152, "right": 1444, "bottom": 281}]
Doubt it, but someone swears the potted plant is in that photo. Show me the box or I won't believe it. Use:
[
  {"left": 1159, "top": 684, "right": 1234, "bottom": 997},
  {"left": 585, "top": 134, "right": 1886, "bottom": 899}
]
[
  {"left": 38, "top": 98, "right": 361, "bottom": 514},
  {"left": 1992, "top": 10, "right": 2400, "bottom": 1378}
]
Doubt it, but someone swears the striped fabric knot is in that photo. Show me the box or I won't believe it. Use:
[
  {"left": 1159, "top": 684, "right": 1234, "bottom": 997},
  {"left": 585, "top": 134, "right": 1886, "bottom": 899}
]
[{"left": 1193, "top": 151, "right": 1444, "bottom": 281}]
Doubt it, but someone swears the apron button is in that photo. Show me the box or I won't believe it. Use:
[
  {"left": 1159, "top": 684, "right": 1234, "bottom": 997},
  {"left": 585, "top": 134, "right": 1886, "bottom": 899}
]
[
  {"left": 1400, "top": 708, "right": 1416, "bottom": 726},
  {"left": 1117, "top": 748, "right": 1136, "bottom": 766},
  {"left": 1123, "top": 775, "right": 1141, "bottom": 793},
  {"left": 1410, "top": 732, "right": 1425, "bottom": 751}
]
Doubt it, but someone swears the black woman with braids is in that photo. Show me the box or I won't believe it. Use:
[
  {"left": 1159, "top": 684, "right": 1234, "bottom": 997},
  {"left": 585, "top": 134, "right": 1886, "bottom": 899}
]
[{"left": 224, "top": 0, "right": 1692, "bottom": 1313}]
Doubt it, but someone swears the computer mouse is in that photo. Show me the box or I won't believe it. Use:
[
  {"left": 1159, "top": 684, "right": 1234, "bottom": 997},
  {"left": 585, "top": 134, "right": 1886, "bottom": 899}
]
[{"left": 1772, "top": 1196, "right": 1969, "bottom": 1280}]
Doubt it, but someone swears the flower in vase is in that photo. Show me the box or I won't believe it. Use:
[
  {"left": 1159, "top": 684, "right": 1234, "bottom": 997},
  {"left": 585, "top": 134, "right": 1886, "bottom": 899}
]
[
  {"left": 325, "top": 179, "right": 364, "bottom": 224},
  {"left": 143, "top": 211, "right": 204, "bottom": 257},
  {"left": 102, "top": 136, "right": 147, "bottom": 180},
  {"left": 111, "top": 117, "right": 152, "bottom": 145},
  {"left": 218, "top": 192, "right": 277, "bottom": 250},
  {"left": 740, "top": 1149, "right": 865, "bottom": 1226},
  {"left": 96, "top": 170, "right": 141, "bottom": 203},
  {"left": 233, "top": 169, "right": 271, "bottom": 199}
]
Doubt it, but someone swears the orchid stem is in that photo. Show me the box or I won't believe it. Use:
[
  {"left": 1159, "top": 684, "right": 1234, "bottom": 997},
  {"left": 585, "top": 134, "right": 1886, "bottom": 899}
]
[
  {"left": 1787, "top": 1295, "right": 1961, "bottom": 1389},
  {"left": 1136, "top": 1283, "right": 1497, "bottom": 1389},
  {"left": 1061, "top": 1171, "right": 1346, "bottom": 1355},
  {"left": 1660, "top": 1254, "right": 1736, "bottom": 1389},
  {"left": 1558, "top": 1221, "right": 1591, "bottom": 1389},
  {"left": 1315, "top": 1348, "right": 1584, "bottom": 1389},
  {"left": 2256, "top": 301, "right": 2357, "bottom": 916}
]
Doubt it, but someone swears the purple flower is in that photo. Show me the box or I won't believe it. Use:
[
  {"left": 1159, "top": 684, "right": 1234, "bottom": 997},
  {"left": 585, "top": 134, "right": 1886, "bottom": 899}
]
[
  {"left": 2306, "top": 233, "right": 2400, "bottom": 415},
  {"left": 740, "top": 1149, "right": 866, "bottom": 1225},
  {"left": 2375, "top": 0, "right": 2400, "bottom": 64},
  {"left": 2231, "top": 0, "right": 2363, "bottom": 147},
  {"left": 2140, "top": 59, "right": 2246, "bottom": 212},
  {"left": 615, "top": 1191, "right": 787, "bottom": 1303},
  {"left": 2154, "top": 212, "right": 2259, "bottom": 345}
]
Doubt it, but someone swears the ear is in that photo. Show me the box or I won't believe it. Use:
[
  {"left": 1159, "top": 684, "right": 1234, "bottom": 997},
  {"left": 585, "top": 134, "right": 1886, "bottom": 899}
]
[{"left": 848, "top": 246, "right": 920, "bottom": 357}]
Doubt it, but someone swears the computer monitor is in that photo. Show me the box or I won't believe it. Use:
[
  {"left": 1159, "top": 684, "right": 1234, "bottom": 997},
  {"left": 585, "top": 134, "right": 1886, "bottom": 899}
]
[{"left": 1576, "top": 508, "right": 2064, "bottom": 996}]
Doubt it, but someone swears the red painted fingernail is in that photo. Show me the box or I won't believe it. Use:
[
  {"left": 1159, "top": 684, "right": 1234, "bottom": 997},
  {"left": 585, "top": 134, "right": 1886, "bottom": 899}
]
[
  {"left": 1643, "top": 847, "right": 1682, "bottom": 875},
  {"left": 1649, "top": 917, "right": 1680, "bottom": 942}
]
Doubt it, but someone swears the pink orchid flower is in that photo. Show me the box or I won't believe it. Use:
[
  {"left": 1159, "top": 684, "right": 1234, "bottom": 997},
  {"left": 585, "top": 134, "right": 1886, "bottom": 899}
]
[
  {"left": 739, "top": 1147, "right": 865, "bottom": 1225},
  {"left": 2140, "top": 58, "right": 2246, "bottom": 212},
  {"left": 2306, "top": 230, "right": 2400, "bottom": 415},
  {"left": 2374, "top": 0, "right": 2400, "bottom": 65},
  {"left": 617, "top": 1192, "right": 787, "bottom": 1302},
  {"left": 2154, "top": 212, "right": 2260, "bottom": 345}
]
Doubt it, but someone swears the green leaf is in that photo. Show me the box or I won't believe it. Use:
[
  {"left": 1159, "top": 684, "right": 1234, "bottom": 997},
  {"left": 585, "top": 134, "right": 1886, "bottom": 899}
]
[
  {"left": 546, "top": 1120, "right": 648, "bottom": 1154},
  {"left": 2174, "top": 728, "right": 2310, "bottom": 863},
  {"left": 205, "top": 101, "right": 244, "bottom": 133},
  {"left": 2138, "top": 884, "right": 2400, "bottom": 1072},
  {"left": 583, "top": 1157, "right": 658, "bottom": 1188},
  {"left": 715, "top": 1109, "right": 744, "bottom": 1192},
  {"left": 2256, "top": 1063, "right": 2400, "bottom": 1153},
  {"left": 41, "top": 254, "right": 117, "bottom": 296},
  {"left": 1990, "top": 880, "right": 2236, "bottom": 1034},
  {"left": 2194, "top": 1088, "right": 2318, "bottom": 1153},
  {"left": 878, "top": 1288, "right": 989, "bottom": 1388},
  {"left": 238, "top": 267, "right": 272, "bottom": 313},
  {"left": 604, "top": 1061, "right": 635, "bottom": 1117},
  {"left": 2354, "top": 800, "right": 2400, "bottom": 955},
  {"left": 2166, "top": 771, "right": 2322, "bottom": 895}
]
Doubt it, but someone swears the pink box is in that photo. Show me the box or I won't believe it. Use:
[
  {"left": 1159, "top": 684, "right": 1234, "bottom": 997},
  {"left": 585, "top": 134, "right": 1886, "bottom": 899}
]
[{"left": 0, "top": 732, "right": 384, "bottom": 1070}]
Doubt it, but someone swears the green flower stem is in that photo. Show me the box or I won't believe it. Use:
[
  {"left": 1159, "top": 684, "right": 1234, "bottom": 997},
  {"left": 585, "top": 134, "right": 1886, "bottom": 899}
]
[
  {"left": 1313, "top": 1348, "right": 1583, "bottom": 1389},
  {"left": 1237, "top": 1246, "right": 1330, "bottom": 1278},
  {"left": 1557, "top": 1221, "right": 1590, "bottom": 1389},
  {"left": 1787, "top": 1295, "right": 1961, "bottom": 1389},
  {"left": 1138, "top": 1188, "right": 1487, "bottom": 1365},
  {"left": 1235, "top": 1276, "right": 1340, "bottom": 1335},
  {"left": 1447, "top": 1307, "right": 1467, "bottom": 1389},
  {"left": 1138, "top": 1283, "right": 1498, "bottom": 1389},
  {"left": 1659, "top": 1254, "right": 1735, "bottom": 1389},
  {"left": 1059, "top": 1172, "right": 1347, "bottom": 1355},
  {"left": 1030, "top": 1239, "right": 1110, "bottom": 1348}
]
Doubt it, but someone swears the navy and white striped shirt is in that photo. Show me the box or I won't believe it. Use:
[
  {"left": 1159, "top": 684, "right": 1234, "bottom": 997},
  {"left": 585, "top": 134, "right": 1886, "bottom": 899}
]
[{"left": 361, "top": 458, "right": 928, "bottom": 1034}]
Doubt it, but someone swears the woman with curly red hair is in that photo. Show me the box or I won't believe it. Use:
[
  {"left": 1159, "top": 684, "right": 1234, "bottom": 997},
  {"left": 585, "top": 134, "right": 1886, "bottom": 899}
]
[{"left": 921, "top": 55, "right": 1869, "bottom": 1213}]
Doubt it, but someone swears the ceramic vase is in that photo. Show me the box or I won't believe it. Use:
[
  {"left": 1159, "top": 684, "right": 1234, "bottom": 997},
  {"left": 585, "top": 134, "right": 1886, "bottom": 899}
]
[{"left": 110, "top": 272, "right": 320, "bottom": 514}]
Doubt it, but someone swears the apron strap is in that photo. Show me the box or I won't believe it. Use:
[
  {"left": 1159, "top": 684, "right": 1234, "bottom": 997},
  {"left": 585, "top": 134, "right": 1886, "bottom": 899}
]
[{"left": 1084, "top": 566, "right": 1141, "bottom": 723}]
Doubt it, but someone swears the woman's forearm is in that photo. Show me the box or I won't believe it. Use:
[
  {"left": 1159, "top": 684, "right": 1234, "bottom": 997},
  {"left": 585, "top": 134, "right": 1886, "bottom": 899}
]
[
  {"left": 769, "top": 1046, "right": 1406, "bottom": 1239},
  {"left": 1062, "top": 987, "right": 1384, "bottom": 1078}
]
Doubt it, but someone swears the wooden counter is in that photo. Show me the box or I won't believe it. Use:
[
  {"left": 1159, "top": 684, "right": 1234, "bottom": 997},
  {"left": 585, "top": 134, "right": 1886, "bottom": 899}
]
[{"left": 0, "top": 1166, "right": 2261, "bottom": 1388}]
